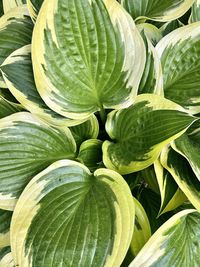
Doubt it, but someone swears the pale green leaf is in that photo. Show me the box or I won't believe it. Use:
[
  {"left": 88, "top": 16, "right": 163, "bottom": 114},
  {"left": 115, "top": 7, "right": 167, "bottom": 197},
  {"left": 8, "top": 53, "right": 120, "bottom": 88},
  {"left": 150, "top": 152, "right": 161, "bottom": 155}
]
[
  {"left": 189, "top": 0, "right": 200, "bottom": 23},
  {"left": 27, "top": 0, "right": 43, "bottom": 22},
  {"left": 103, "top": 94, "right": 196, "bottom": 174},
  {"left": 129, "top": 209, "right": 200, "bottom": 267},
  {"left": 156, "top": 22, "right": 200, "bottom": 114},
  {"left": 32, "top": 0, "right": 146, "bottom": 120},
  {"left": 3, "top": 0, "right": 26, "bottom": 13},
  {"left": 137, "top": 23, "right": 162, "bottom": 46},
  {"left": 11, "top": 160, "right": 134, "bottom": 267},
  {"left": 122, "top": 0, "right": 194, "bottom": 22},
  {"left": 0, "top": 112, "right": 76, "bottom": 210},
  {"left": 0, "top": 247, "right": 13, "bottom": 267}
]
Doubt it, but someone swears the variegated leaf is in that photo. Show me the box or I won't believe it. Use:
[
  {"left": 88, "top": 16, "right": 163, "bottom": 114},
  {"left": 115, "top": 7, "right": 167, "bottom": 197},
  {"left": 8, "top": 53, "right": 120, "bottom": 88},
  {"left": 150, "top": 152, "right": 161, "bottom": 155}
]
[
  {"left": 0, "top": 112, "right": 76, "bottom": 210},
  {"left": 0, "top": 247, "right": 13, "bottom": 267},
  {"left": 137, "top": 23, "right": 162, "bottom": 46},
  {"left": 27, "top": 0, "right": 43, "bottom": 22},
  {"left": 103, "top": 94, "right": 197, "bottom": 174},
  {"left": 129, "top": 209, "right": 200, "bottom": 267},
  {"left": 122, "top": 0, "right": 194, "bottom": 22},
  {"left": 0, "top": 6, "right": 33, "bottom": 87},
  {"left": 11, "top": 160, "right": 134, "bottom": 267},
  {"left": 156, "top": 22, "right": 200, "bottom": 114},
  {"left": 0, "top": 209, "right": 12, "bottom": 248},
  {"left": 154, "top": 159, "right": 186, "bottom": 215},
  {"left": 32, "top": 0, "right": 146, "bottom": 120},
  {"left": 0, "top": 96, "right": 21, "bottom": 119},
  {"left": 3, "top": 0, "right": 26, "bottom": 13},
  {"left": 189, "top": 0, "right": 200, "bottom": 23},
  {"left": 1, "top": 45, "right": 86, "bottom": 127},
  {"left": 161, "top": 146, "right": 200, "bottom": 211}
]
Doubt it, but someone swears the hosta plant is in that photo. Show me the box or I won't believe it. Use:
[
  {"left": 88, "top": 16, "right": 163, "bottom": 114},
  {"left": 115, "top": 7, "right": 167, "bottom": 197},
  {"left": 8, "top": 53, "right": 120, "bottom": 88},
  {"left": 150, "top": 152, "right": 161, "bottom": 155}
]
[{"left": 1, "top": 0, "right": 200, "bottom": 266}]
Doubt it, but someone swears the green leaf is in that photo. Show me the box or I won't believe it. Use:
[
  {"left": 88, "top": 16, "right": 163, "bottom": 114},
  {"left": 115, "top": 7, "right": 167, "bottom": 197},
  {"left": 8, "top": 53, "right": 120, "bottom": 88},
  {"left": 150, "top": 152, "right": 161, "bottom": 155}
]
[
  {"left": 27, "top": 0, "right": 44, "bottom": 22},
  {"left": 70, "top": 115, "right": 99, "bottom": 147},
  {"left": 103, "top": 94, "right": 196, "bottom": 174},
  {"left": 2, "top": 0, "right": 26, "bottom": 13},
  {"left": 130, "top": 197, "right": 151, "bottom": 257},
  {"left": 0, "top": 209, "right": 12, "bottom": 248},
  {"left": 160, "top": 19, "right": 184, "bottom": 37},
  {"left": 77, "top": 139, "right": 103, "bottom": 172},
  {"left": 0, "top": 1, "right": 3, "bottom": 16},
  {"left": 156, "top": 22, "right": 200, "bottom": 114},
  {"left": 154, "top": 159, "right": 186, "bottom": 215},
  {"left": 172, "top": 125, "right": 200, "bottom": 181},
  {"left": 189, "top": 0, "right": 200, "bottom": 23},
  {"left": 0, "top": 112, "right": 76, "bottom": 210},
  {"left": 11, "top": 160, "right": 134, "bottom": 267},
  {"left": 161, "top": 146, "right": 200, "bottom": 211},
  {"left": 129, "top": 209, "right": 200, "bottom": 267},
  {"left": 32, "top": 0, "right": 146, "bottom": 120},
  {"left": 138, "top": 34, "right": 163, "bottom": 95},
  {"left": 139, "top": 165, "right": 160, "bottom": 194},
  {"left": 1, "top": 45, "right": 85, "bottom": 127},
  {"left": 122, "top": 0, "right": 194, "bottom": 22},
  {"left": 0, "top": 247, "right": 13, "bottom": 267},
  {"left": 0, "top": 96, "right": 21, "bottom": 119},
  {"left": 0, "top": 6, "right": 33, "bottom": 87}
]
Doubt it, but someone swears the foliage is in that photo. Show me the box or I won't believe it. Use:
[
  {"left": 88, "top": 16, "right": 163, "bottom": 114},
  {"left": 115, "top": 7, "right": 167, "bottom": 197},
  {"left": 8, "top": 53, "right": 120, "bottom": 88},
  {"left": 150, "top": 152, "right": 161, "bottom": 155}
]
[{"left": 0, "top": 0, "right": 200, "bottom": 266}]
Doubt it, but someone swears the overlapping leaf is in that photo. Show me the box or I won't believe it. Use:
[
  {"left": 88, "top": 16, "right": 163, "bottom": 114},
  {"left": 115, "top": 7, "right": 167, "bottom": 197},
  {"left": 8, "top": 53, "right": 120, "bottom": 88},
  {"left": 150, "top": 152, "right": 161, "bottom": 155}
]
[
  {"left": 32, "top": 0, "right": 146, "bottom": 119},
  {"left": 11, "top": 160, "right": 134, "bottom": 267},
  {"left": 27, "top": 0, "right": 44, "bottom": 22},
  {"left": 0, "top": 96, "right": 21, "bottom": 119},
  {"left": 0, "top": 6, "right": 33, "bottom": 87},
  {"left": 156, "top": 22, "right": 200, "bottom": 114},
  {"left": 0, "top": 209, "right": 12, "bottom": 248},
  {"left": 129, "top": 210, "right": 200, "bottom": 267},
  {"left": 189, "top": 0, "right": 200, "bottom": 23},
  {"left": 0, "top": 247, "right": 13, "bottom": 267},
  {"left": 103, "top": 94, "right": 197, "bottom": 174},
  {"left": 122, "top": 0, "right": 194, "bottom": 22},
  {"left": 2, "top": 0, "right": 26, "bottom": 13},
  {"left": 0, "top": 112, "right": 76, "bottom": 210}
]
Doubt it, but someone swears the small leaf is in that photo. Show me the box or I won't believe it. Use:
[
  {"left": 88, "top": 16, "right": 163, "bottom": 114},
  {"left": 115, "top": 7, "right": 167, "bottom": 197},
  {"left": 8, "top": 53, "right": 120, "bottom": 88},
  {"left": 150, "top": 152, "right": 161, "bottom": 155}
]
[
  {"left": 161, "top": 146, "right": 200, "bottom": 211},
  {"left": 11, "top": 160, "right": 134, "bottom": 267},
  {"left": 130, "top": 197, "right": 151, "bottom": 257},
  {"left": 154, "top": 159, "right": 186, "bottom": 215},
  {"left": 122, "top": 0, "right": 194, "bottom": 22},
  {"left": 0, "top": 96, "right": 21, "bottom": 119},
  {"left": 77, "top": 139, "right": 103, "bottom": 172},
  {"left": 160, "top": 19, "right": 183, "bottom": 37},
  {"left": 129, "top": 209, "right": 200, "bottom": 267},
  {"left": 0, "top": 6, "right": 33, "bottom": 87},
  {"left": 32, "top": 0, "right": 145, "bottom": 119},
  {"left": 103, "top": 94, "right": 197, "bottom": 174},
  {"left": 156, "top": 22, "right": 200, "bottom": 114},
  {"left": 0, "top": 112, "right": 76, "bottom": 210},
  {"left": 0, "top": 247, "right": 13, "bottom": 267},
  {"left": 137, "top": 23, "right": 162, "bottom": 46},
  {"left": 189, "top": 0, "right": 200, "bottom": 23},
  {"left": 27, "top": 0, "right": 44, "bottom": 22}
]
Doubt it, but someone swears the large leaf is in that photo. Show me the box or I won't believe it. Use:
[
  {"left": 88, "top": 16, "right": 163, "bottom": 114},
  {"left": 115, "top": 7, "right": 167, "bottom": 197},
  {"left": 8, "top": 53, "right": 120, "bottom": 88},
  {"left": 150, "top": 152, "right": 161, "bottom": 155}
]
[
  {"left": 2, "top": 0, "right": 26, "bottom": 13},
  {"left": 103, "top": 94, "right": 197, "bottom": 174},
  {"left": 130, "top": 197, "right": 151, "bottom": 257},
  {"left": 189, "top": 0, "right": 200, "bottom": 23},
  {"left": 11, "top": 160, "right": 134, "bottom": 267},
  {"left": 0, "top": 209, "right": 12, "bottom": 248},
  {"left": 32, "top": 0, "right": 146, "bottom": 120},
  {"left": 154, "top": 159, "right": 186, "bottom": 215},
  {"left": 129, "top": 209, "right": 200, "bottom": 267},
  {"left": 156, "top": 22, "right": 200, "bottom": 114},
  {"left": 0, "top": 96, "right": 21, "bottom": 119},
  {"left": 161, "top": 146, "right": 200, "bottom": 211},
  {"left": 0, "top": 247, "right": 13, "bottom": 267},
  {"left": 122, "top": 0, "right": 194, "bottom": 22},
  {"left": 0, "top": 112, "right": 76, "bottom": 210},
  {"left": 0, "top": 6, "right": 33, "bottom": 87},
  {"left": 1, "top": 45, "right": 85, "bottom": 127},
  {"left": 172, "top": 123, "right": 200, "bottom": 181}
]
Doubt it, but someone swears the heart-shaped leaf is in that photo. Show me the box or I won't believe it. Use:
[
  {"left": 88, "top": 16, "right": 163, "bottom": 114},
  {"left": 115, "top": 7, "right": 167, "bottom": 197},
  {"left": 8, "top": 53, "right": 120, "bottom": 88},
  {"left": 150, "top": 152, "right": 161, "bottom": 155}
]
[
  {"left": 11, "top": 160, "right": 134, "bottom": 267},
  {"left": 103, "top": 94, "right": 197, "bottom": 174},
  {"left": 32, "top": 0, "right": 146, "bottom": 119},
  {"left": 0, "top": 112, "right": 76, "bottom": 210},
  {"left": 129, "top": 209, "right": 200, "bottom": 267}
]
